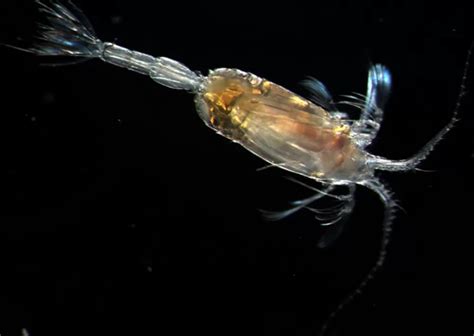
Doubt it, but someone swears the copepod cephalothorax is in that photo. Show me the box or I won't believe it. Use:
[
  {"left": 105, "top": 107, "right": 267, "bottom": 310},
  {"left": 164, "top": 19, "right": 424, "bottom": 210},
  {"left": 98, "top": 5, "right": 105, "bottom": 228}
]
[{"left": 195, "top": 68, "right": 369, "bottom": 183}]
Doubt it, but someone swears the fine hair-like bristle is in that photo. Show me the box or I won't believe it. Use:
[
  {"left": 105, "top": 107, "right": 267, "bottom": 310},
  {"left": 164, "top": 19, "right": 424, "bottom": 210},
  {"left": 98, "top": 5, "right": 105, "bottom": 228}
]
[{"left": 29, "top": 0, "right": 103, "bottom": 58}]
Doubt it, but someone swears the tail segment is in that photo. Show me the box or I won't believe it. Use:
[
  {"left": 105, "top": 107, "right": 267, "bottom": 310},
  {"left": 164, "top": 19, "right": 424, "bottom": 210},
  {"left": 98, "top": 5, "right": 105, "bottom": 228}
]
[
  {"left": 30, "top": 0, "right": 104, "bottom": 58},
  {"left": 21, "top": 0, "right": 202, "bottom": 91}
]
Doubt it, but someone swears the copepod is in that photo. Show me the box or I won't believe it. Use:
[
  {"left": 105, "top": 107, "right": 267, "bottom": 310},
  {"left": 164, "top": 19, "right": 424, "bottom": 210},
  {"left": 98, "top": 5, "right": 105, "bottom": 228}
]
[{"left": 10, "top": 1, "right": 470, "bottom": 335}]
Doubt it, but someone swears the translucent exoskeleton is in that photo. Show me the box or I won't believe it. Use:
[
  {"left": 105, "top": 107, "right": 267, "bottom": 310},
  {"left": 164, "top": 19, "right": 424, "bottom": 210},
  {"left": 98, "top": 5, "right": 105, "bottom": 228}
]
[{"left": 8, "top": 1, "right": 471, "bottom": 335}]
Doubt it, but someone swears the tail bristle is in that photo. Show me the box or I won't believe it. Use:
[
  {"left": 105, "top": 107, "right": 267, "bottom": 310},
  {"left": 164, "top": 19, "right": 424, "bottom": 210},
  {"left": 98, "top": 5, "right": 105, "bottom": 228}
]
[{"left": 30, "top": 0, "right": 103, "bottom": 58}]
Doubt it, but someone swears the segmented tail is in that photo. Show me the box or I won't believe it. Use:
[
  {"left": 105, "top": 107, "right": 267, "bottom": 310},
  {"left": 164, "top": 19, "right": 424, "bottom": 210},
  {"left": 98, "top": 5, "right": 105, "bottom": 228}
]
[
  {"left": 29, "top": 0, "right": 103, "bottom": 58},
  {"left": 12, "top": 0, "right": 202, "bottom": 91}
]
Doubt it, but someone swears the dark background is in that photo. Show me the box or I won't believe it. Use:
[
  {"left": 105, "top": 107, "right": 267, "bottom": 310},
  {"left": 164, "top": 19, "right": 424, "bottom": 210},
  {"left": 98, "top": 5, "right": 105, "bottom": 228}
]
[{"left": 0, "top": 1, "right": 473, "bottom": 335}]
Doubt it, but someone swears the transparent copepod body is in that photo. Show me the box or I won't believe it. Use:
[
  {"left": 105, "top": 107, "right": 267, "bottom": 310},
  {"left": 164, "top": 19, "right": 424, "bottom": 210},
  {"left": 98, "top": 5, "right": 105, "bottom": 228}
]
[{"left": 195, "top": 68, "right": 369, "bottom": 182}]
